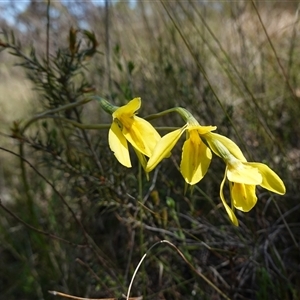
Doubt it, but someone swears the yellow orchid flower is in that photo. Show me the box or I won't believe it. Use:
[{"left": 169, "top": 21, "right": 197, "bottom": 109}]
[
  {"left": 204, "top": 133, "right": 286, "bottom": 225},
  {"left": 146, "top": 119, "right": 217, "bottom": 185},
  {"left": 108, "top": 97, "right": 160, "bottom": 168},
  {"left": 222, "top": 159, "right": 285, "bottom": 226}
]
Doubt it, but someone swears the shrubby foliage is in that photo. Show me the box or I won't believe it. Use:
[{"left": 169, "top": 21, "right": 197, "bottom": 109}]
[{"left": 0, "top": 1, "right": 299, "bottom": 299}]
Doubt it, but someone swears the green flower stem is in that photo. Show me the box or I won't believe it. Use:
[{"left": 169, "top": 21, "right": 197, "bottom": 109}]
[
  {"left": 25, "top": 114, "right": 179, "bottom": 132},
  {"left": 41, "top": 116, "right": 111, "bottom": 130},
  {"left": 206, "top": 138, "right": 232, "bottom": 162},
  {"left": 94, "top": 96, "right": 118, "bottom": 114},
  {"left": 63, "top": 119, "right": 110, "bottom": 130},
  {"left": 67, "top": 123, "right": 178, "bottom": 131},
  {"left": 21, "top": 97, "right": 94, "bottom": 134},
  {"left": 144, "top": 107, "right": 194, "bottom": 123},
  {"left": 155, "top": 126, "right": 180, "bottom": 131},
  {"left": 19, "top": 142, "right": 38, "bottom": 226},
  {"left": 137, "top": 161, "right": 147, "bottom": 296},
  {"left": 20, "top": 95, "right": 117, "bottom": 134},
  {"left": 205, "top": 136, "right": 246, "bottom": 169}
]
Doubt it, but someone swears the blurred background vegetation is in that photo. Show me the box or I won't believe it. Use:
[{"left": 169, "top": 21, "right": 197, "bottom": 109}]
[{"left": 0, "top": 1, "right": 299, "bottom": 299}]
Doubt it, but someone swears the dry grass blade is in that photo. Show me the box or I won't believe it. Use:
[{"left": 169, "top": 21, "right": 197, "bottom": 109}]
[
  {"left": 126, "top": 240, "right": 231, "bottom": 300},
  {"left": 48, "top": 290, "right": 142, "bottom": 300},
  {"left": 251, "top": 0, "right": 296, "bottom": 100}
]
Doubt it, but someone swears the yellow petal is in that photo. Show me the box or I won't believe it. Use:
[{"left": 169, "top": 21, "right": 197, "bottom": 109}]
[
  {"left": 227, "top": 162, "right": 262, "bottom": 185},
  {"left": 123, "top": 116, "right": 160, "bottom": 157},
  {"left": 187, "top": 125, "right": 217, "bottom": 135},
  {"left": 247, "top": 162, "right": 286, "bottom": 195},
  {"left": 220, "top": 170, "right": 239, "bottom": 226},
  {"left": 204, "top": 132, "right": 247, "bottom": 162},
  {"left": 108, "top": 121, "right": 131, "bottom": 168},
  {"left": 180, "top": 131, "right": 212, "bottom": 185},
  {"left": 113, "top": 97, "right": 141, "bottom": 120},
  {"left": 146, "top": 126, "right": 186, "bottom": 172},
  {"left": 231, "top": 183, "right": 257, "bottom": 212}
]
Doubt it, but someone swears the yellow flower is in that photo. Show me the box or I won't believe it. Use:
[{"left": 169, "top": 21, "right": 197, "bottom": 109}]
[
  {"left": 222, "top": 159, "right": 285, "bottom": 226},
  {"left": 109, "top": 97, "right": 160, "bottom": 167},
  {"left": 204, "top": 133, "right": 286, "bottom": 225},
  {"left": 146, "top": 121, "right": 217, "bottom": 185}
]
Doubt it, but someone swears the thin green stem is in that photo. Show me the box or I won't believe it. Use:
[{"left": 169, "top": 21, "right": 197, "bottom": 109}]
[
  {"left": 42, "top": 116, "right": 110, "bottom": 130},
  {"left": 22, "top": 114, "right": 179, "bottom": 132},
  {"left": 137, "top": 161, "right": 147, "bottom": 297},
  {"left": 94, "top": 96, "right": 118, "bottom": 114},
  {"left": 145, "top": 106, "right": 193, "bottom": 123},
  {"left": 21, "top": 97, "right": 94, "bottom": 133},
  {"left": 19, "top": 142, "right": 37, "bottom": 226}
]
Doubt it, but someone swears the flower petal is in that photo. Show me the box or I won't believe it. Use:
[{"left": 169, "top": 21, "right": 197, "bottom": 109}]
[
  {"left": 180, "top": 131, "right": 212, "bottom": 185},
  {"left": 187, "top": 125, "right": 217, "bottom": 135},
  {"left": 113, "top": 97, "right": 141, "bottom": 120},
  {"left": 108, "top": 121, "right": 131, "bottom": 168},
  {"left": 247, "top": 162, "right": 286, "bottom": 195},
  {"left": 204, "top": 132, "right": 247, "bottom": 162},
  {"left": 220, "top": 169, "right": 239, "bottom": 226},
  {"left": 231, "top": 183, "right": 257, "bottom": 212},
  {"left": 227, "top": 162, "right": 262, "bottom": 185},
  {"left": 146, "top": 126, "right": 186, "bottom": 172},
  {"left": 123, "top": 116, "right": 160, "bottom": 157}
]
